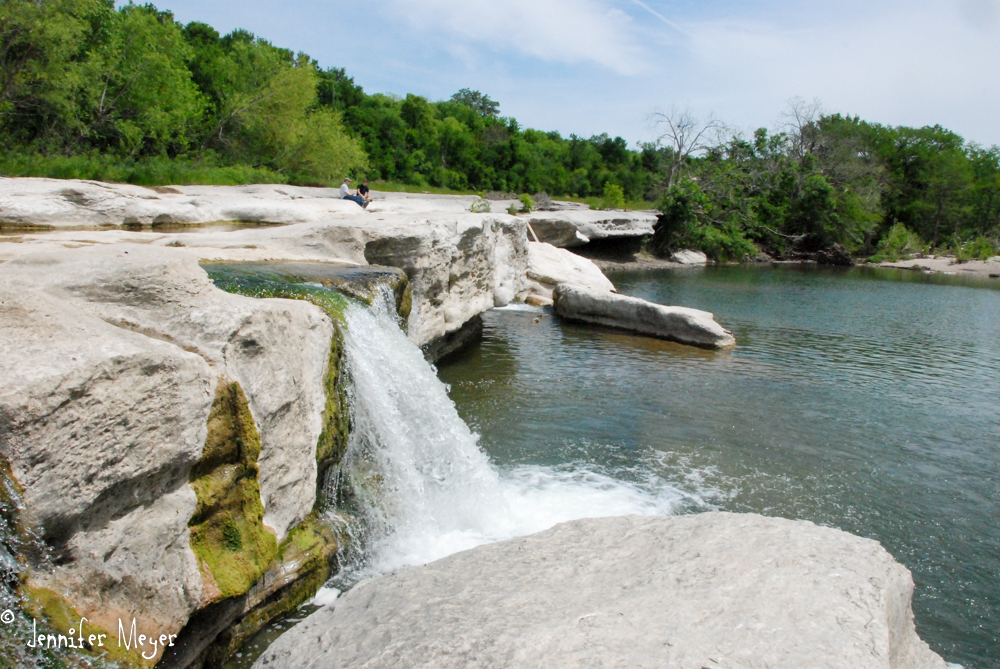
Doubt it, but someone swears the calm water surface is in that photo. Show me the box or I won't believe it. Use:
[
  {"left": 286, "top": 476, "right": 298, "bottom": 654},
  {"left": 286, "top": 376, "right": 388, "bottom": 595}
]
[{"left": 437, "top": 265, "right": 1000, "bottom": 669}]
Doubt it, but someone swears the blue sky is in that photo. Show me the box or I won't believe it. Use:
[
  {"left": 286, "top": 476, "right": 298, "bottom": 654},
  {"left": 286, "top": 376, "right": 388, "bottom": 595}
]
[{"left": 135, "top": 0, "right": 1000, "bottom": 147}]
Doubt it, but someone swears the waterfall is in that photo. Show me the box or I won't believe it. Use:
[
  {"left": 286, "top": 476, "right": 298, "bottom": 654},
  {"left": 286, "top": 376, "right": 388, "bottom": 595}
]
[{"left": 330, "top": 290, "right": 697, "bottom": 583}]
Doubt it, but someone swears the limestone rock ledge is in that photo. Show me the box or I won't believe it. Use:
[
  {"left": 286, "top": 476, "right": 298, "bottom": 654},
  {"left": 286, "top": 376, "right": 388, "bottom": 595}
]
[
  {"left": 0, "top": 177, "right": 529, "bottom": 352},
  {"left": 254, "top": 513, "right": 948, "bottom": 669},
  {"left": 526, "top": 209, "right": 658, "bottom": 248},
  {"left": 553, "top": 283, "right": 736, "bottom": 349},
  {"left": 0, "top": 245, "right": 335, "bottom": 663}
]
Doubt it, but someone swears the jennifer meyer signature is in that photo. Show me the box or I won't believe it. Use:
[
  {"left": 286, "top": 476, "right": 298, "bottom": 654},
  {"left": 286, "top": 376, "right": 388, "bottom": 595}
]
[{"left": 2, "top": 610, "right": 177, "bottom": 660}]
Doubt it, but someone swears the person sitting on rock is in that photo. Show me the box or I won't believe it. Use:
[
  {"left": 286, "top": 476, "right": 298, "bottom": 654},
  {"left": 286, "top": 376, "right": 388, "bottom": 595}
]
[
  {"left": 358, "top": 178, "right": 372, "bottom": 204},
  {"left": 340, "top": 178, "right": 367, "bottom": 208}
]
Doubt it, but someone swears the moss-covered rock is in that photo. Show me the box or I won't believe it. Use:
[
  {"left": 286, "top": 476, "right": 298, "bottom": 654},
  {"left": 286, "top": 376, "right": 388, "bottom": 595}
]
[
  {"left": 189, "top": 381, "right": 278, "bottom": 602},
  {"left": 314, "top": 321, "right": 351, "bottom": 509},
  {"left": 196, "top": 513, "right": 341, "bottom": 667},
  {"left": 201, "top": 261, "right": 410, "bottom": 319},
  {"left": 19, "top": 585, "right": 147, "bottom": 667}
]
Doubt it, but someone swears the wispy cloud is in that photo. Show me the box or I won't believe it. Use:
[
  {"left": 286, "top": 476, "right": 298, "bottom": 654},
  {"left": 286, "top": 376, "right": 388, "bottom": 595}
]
[
  {"left": 627, "top": 0, "right": 686, "bottom": 34},
  {"left": 385, "top": 0, "right": 648, "bottom": 74}
]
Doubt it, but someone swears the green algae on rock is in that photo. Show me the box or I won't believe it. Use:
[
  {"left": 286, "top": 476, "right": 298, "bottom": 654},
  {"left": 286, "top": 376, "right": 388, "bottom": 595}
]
[
  {"left": 189, "top": 381, "right": 278, "bottom": 602},
  {"left": 202, "top": 261, "right": 410, "bottom": 321}
]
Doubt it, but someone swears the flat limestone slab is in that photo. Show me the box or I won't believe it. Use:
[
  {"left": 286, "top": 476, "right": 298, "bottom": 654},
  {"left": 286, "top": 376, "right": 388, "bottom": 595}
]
[
  {"left": 553, "top": 282, "right": 735, "bottom": 349},
  {"left": 253, "top": 513, "right": 947, "bottom": 669},
  {"left": 526, "top": 209, "right": 658, "bottom": 247}
]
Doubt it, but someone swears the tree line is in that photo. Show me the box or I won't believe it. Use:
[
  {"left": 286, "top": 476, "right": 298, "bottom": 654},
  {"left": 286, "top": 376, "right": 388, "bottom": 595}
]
[
  {"left": 1, "top": 0, "right": 997, "bottom": 259},
  {"left": 651, "top": 104, "right": 1000, "bottom": 261}
]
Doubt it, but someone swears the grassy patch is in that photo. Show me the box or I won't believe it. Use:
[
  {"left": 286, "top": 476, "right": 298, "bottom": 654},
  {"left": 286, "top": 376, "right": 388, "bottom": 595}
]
[{"left": 0, "top": 152, "right": 286, "bottom": 187}]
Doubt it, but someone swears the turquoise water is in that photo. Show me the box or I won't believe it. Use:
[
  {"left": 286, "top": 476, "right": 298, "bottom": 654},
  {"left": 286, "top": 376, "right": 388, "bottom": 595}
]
[{"left": 437, "top": 265, "right": 1000, "bottom": 669}]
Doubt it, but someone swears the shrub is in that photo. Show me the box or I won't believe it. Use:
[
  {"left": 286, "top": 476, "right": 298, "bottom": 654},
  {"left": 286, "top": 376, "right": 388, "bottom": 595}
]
[
  {"left": 599, "top": 182, "right": 626, "bottom": 210},
  {"left": 518, "top": 193, "right": 534, "bottom": 213},
  {"left": 867, "top": 223, "right": 927, "bottom": 263},
  {"left": 651, "top": 180, "right": 756, "bottom": 262},
  {"left": 507, "top": 203, "right": 520, "bottom": 215},
  {"left": 533, "top": 192, "right": 555, "bottom": 211},
  {"left": 469, "top": 198, "right": 491, "bottom": 213},
  {"left": 955, "top": 235, "right": 998, "bottom": 262}
]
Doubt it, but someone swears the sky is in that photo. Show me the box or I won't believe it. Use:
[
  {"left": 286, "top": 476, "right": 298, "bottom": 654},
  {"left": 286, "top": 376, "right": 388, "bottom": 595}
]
[{"left": 130, "top": 0, "right": 1000, "bottom": 148}]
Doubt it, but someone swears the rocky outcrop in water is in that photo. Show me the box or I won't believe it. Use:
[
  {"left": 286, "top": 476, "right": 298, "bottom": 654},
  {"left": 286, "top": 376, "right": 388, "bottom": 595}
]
[
  {"left": 553, "top": 283, "right": 736, "bottom": 349},
  {"left": 670, "top": 248, "right": 709, "bottom": 265},
  {"left": 253, "top": 513, "right": 948, "bottom": 669},
  {"left": 525, "top": 242, "right": 616, "bottom": 305}
]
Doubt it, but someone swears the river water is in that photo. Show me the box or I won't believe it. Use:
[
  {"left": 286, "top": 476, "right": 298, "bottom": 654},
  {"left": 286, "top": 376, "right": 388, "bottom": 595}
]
[{"left": 436, "top": 265, "right": 1000, "bottom": 669}]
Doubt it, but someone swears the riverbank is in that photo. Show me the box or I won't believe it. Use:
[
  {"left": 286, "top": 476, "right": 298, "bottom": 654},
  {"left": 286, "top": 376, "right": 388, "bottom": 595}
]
[{"left": 874, "top": 255, "right": 1000, "bottom": 279}]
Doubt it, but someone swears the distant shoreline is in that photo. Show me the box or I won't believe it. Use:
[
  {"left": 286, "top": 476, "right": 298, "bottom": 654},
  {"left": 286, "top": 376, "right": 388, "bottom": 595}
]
[{"left": 593, "top": 254, "right": 1000, "bottom": 279}]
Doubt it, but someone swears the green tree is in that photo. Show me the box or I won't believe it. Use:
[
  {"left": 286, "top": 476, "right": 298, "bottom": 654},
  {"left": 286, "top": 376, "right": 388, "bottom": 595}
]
[{"left": 450, "top": 88, "right": 499, "bottom": 117}]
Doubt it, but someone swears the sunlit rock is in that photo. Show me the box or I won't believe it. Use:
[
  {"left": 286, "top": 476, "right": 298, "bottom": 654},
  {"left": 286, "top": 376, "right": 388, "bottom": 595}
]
[
  {"left": 526, "top": 210, "right": 656, "bottom": 248},
  {"left": 0, "top": 245, "right": 333, "bottom": 661},
  {"left": 670, "top": 248, "right": 709, "bottom": 264},
  {"left": 526, "top": 241, "right": 615, "bottom": 302},
  {"left": 552, "top": 282, "right": 735, "bottom": 349},
  {"left": 253, "top": 513, "right": 948, "bottom": 669}
]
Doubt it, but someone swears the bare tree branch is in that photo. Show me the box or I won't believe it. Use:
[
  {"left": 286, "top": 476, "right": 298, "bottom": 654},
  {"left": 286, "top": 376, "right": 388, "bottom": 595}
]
[{"left": 650, "top": 107, "right": 727, "bottom": 187}]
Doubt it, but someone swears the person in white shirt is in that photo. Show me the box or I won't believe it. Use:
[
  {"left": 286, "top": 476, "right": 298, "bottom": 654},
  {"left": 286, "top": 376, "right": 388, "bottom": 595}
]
[{"left": 340, "top": 178, "right": 367, "bottom": 208}]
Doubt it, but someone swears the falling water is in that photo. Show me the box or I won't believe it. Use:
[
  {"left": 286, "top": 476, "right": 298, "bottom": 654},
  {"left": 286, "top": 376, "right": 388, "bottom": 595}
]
[{"left": 329, "top": 289, "right": 706, "bottom": 583}]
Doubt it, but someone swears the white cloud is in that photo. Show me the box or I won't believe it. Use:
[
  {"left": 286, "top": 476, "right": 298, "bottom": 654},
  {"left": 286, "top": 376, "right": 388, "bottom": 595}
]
[
  {"left": 652, "top": 0, "right": 1000, "bottom": 144},
  {"left": 385, "top": 0, "right": 648, "bottom": 74}
]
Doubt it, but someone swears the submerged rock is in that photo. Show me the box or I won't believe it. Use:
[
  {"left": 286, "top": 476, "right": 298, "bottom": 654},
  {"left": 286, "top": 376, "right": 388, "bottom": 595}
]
[
  {"left": 552, "top": 283, "right": 735, "bottom": 349},
  {"left": 254, "top": 513, "right": 947, "bottom": 669}
]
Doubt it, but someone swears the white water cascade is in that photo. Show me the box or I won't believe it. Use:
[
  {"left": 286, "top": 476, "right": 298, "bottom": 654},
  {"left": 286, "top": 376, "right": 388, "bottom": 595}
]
[{"left": 331, "top": 290, "right": 699, "bottom": 581}]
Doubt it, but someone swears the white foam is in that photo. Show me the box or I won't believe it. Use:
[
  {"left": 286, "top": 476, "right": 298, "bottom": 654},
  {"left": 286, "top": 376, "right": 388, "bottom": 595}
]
[
  {"left": 310, "top": 587, "right": 341, "bottom": 607},
  {"left": 336, "top": 290, "right": 707, "bottom": 580},
  {"left": 492, "top": 303, "right": 545, "bottom": 313}
]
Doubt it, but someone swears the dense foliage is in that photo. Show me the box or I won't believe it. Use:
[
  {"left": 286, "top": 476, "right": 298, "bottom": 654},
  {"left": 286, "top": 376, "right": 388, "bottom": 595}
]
[
  {"left": 1, "top": 0, "right": 998, "bottom": 259},
  {"left": 652, "top": 114, "right": 1000, "bottom": 260},
  {"left": 0, "top": 0, "right": 365, "bottom": 184}
]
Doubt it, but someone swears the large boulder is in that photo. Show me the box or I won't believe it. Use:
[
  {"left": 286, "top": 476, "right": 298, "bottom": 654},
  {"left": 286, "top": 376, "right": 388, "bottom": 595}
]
[
  {"left": 670, "top": 248, "right": 709, "bottom": 265},
  {"left": 253, "top": 513, "right": 948, "bottom": 669},
  {"left": 0, "top": 245, "right": 334, "bottom": 662},
  {"left": 360, "top": 216, "right": 528, "bottom": 351},
  {"left": 525, "top": 242, "right": 615, "bottom": 305},
  {"left": 552, "top": 283, "right": 735, "bottom": 349}
]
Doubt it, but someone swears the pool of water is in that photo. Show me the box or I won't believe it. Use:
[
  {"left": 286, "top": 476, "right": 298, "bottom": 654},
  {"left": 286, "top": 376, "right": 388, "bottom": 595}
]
[{"left": 437, "top": 265, "right": 1000, "bottom": 669}]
